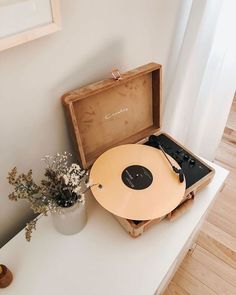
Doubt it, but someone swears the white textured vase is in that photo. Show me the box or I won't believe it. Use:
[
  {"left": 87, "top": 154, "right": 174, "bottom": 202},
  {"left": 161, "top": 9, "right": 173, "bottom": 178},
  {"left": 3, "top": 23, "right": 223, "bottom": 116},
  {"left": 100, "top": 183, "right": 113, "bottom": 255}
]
[{"left": 52, "top": 201, "right": 87, "bottom": 235}]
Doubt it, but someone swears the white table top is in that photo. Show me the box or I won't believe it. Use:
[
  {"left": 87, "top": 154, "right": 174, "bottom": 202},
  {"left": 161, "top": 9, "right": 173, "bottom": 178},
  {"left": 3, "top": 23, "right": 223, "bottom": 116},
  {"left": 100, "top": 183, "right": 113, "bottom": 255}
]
[{"left": 0, "top": 161, "right": 228, "bottom": 295}]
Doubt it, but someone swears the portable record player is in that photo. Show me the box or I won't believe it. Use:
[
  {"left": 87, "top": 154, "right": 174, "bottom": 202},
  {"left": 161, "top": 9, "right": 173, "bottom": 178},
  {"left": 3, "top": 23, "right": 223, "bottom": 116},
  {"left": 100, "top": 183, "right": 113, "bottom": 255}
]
[{"left": 62, "top": 62, "right": 215, "bottom": 237}]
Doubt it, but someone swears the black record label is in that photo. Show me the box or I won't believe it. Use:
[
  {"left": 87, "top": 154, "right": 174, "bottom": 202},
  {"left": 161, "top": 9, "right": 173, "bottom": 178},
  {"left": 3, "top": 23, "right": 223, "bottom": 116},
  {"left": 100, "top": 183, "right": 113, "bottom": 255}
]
[{"left": 121, "top": 165, "right": 153, "bottom": 190}]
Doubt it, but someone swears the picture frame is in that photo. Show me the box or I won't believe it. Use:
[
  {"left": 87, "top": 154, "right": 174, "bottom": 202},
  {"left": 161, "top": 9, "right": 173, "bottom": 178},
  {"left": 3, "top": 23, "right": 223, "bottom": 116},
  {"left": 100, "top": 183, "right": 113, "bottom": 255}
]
[{"left": 0, "top": 0, "right": 61, "bottom": 52}]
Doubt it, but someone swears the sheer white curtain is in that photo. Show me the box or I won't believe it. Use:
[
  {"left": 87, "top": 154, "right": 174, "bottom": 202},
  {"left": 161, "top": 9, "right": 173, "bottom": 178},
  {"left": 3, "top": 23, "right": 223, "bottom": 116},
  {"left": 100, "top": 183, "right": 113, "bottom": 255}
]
[{"left": 163, "top": 0, "right": 236, "bottom": 160}]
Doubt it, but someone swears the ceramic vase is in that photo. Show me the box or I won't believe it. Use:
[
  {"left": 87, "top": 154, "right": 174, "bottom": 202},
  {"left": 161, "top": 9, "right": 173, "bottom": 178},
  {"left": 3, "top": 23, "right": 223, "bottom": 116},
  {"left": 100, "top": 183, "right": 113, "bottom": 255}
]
[{"left": 52, "top": 201, "right": 87, "bottom": 235}]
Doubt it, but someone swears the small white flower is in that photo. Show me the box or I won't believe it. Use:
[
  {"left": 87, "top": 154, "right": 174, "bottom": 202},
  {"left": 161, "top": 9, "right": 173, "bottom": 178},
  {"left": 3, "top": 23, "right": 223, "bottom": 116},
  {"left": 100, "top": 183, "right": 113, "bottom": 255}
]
[
  {"left": 70, "top": 174, "right": 80, "bottom": 186},
  {"left": 69, "top": 164, "right": 81, "bottom": 174},
  {"left": 79, "top": 170, "right": 86, "bottom": 176},
  {"left": 81, "top": 199, "right": 85, "bottom": 205},
  {"left": 78, "top": 193, "right": 85, "bottom": 203},
  {"left": 85, "top": 178, "right": 93, "bottom": 187},
  {"left": 72, "top": 163, "right": 81, "bottom": 169},
  {"left": 63, "top": 174, "right": 69, "bottom": 185},
  {"left": 73, "top": 186, "right": 82, "bottom": 194}
]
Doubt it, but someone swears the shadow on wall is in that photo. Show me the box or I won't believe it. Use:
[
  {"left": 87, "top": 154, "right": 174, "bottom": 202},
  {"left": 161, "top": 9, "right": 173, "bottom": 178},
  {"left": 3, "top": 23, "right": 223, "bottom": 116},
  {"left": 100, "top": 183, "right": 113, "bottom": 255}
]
[
  {"left": 1, "top": 39, "right": 125, "bottom": 248},
  {"left": 53, "top": 39, "right": 125, "bottom": 96},
  {"left": 54, "top": 39, "right": 125, "bottom": 161}
]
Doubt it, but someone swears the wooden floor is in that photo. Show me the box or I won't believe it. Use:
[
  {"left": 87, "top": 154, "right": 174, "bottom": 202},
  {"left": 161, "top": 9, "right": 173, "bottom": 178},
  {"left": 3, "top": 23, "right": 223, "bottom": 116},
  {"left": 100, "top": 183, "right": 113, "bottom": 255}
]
[{"left": 164, "top": 97, "right": 236, "bottom": 295}]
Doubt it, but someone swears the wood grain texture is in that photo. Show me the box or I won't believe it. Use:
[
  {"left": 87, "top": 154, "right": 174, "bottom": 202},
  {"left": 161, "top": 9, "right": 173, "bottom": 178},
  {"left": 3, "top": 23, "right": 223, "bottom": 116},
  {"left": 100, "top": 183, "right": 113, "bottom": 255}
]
[
  {"left": 180, "top": 256, "right": 236, "bottom": 295},
  {"left": 197, "top": 222, "right": 236, "bottom": 269},
  {"left": 163, "top": 281, "right": 190, "bottom": 295},
  {"left": 164, "top": 93, "right": 236, "bottom": 294},
  {"left": 171, "top": 267, "right": 216, "bottom": 295},
  {"left": 62, "top": 63, "right": 162, "bottom": 169},
  {"left": 192, "top": 245, "right": 236, "bottom": 288}
]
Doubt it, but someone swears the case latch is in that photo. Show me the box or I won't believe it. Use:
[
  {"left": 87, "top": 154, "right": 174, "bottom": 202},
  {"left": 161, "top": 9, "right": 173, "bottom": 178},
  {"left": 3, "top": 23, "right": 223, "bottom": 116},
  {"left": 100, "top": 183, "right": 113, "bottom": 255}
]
[{"left": 111, "top": 68, "right": 123, "bottom": 81}]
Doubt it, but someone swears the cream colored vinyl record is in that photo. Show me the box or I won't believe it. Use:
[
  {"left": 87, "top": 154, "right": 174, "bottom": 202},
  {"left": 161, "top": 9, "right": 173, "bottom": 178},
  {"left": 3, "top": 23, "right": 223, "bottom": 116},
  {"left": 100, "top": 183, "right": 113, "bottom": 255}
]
[{"left": 90, "top": 144, "right": 186, "bottom": 220}]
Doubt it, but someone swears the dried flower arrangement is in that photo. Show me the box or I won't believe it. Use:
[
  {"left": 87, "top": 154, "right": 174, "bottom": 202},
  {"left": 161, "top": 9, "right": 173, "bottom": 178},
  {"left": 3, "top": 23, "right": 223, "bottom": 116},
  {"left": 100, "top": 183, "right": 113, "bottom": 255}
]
[{"left": 7, "top": 152, "right": 89, "bottom": 241}]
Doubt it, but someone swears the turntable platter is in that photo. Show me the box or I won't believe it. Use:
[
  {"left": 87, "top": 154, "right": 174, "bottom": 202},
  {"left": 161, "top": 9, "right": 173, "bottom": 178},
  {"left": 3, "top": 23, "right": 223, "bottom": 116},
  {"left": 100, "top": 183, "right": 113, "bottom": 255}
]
[{"left": 89, "top": 144, "right": 186, "bottom": 220}]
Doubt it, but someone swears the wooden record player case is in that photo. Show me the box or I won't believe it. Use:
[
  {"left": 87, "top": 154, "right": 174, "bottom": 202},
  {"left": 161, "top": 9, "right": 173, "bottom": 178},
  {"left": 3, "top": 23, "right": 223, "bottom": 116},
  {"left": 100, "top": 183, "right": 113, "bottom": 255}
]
[{"left": 62, "top": 62, "right": 215, "bottom": 237}]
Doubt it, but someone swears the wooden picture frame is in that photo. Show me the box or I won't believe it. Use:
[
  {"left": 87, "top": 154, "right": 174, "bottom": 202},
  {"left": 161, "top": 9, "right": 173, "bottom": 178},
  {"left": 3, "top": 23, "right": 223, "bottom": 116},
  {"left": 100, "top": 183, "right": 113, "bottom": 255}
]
[{"left": 0, "top": 0, "right": 61, "bottom": 52}]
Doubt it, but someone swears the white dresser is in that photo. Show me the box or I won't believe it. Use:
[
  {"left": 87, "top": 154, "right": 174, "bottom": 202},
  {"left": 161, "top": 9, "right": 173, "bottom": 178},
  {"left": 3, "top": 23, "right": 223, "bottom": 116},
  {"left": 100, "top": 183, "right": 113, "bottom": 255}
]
[{"left": 0, "top": 161, "right": 228, "bottom": 295}]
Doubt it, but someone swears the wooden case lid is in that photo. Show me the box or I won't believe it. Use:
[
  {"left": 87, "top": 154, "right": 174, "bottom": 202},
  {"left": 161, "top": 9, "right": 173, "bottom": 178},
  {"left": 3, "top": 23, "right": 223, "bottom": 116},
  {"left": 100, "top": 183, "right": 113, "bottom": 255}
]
[{"left": 62, "top": 62, "right": 162, "bottom": 169}]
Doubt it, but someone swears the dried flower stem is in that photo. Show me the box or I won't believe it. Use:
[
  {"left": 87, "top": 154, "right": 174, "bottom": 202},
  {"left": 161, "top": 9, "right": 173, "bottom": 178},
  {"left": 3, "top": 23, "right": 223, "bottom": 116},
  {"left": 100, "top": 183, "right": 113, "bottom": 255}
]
[{"left": 7, "top": 152, "right": 89, "bottom": 242}]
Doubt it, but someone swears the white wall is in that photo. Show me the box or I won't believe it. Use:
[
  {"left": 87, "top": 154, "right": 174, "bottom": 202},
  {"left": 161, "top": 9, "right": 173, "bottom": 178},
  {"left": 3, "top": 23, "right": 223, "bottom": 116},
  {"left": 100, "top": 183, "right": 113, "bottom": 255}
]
[{"left": 0, "top": 0, "right": 182, "bottom": 247}]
